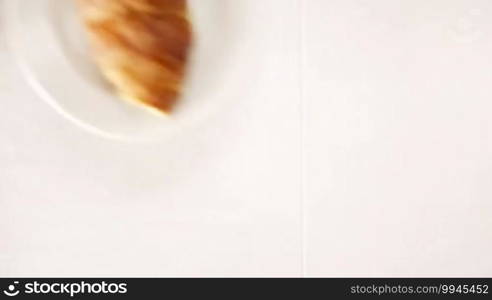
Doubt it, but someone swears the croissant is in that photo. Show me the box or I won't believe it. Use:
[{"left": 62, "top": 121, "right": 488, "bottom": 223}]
[{"left": 76, "top": 0, "right": 193, "bottom": 114}]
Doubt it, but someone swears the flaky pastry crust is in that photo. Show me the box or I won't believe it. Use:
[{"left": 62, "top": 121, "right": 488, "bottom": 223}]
[{"left": 77, "top": 0, "right": 192, "bottom": 114}]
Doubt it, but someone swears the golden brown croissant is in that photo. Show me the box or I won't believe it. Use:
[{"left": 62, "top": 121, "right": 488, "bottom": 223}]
[{"left": 76, "top": 0, "right": 193, "bottom": 114}]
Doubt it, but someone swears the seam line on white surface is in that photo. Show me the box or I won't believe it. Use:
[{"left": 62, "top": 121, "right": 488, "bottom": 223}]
[{"left": 298, "top": 0, "right": 307, "bottom": 278}]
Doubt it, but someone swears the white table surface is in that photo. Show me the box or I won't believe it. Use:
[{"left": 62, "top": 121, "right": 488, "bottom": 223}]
[{"left": 1, "top": 0, "right": 492, "bottom": 277}]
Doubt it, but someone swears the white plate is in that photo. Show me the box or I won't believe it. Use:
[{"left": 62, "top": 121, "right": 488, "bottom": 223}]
[{"left": 3, "top": 0, "right": 266, "bottom": 141}]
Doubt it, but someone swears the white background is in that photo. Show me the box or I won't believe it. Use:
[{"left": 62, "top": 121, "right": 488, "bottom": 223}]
[{"left": 1, "top": 0, "right": 492, "bottom": 277}]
